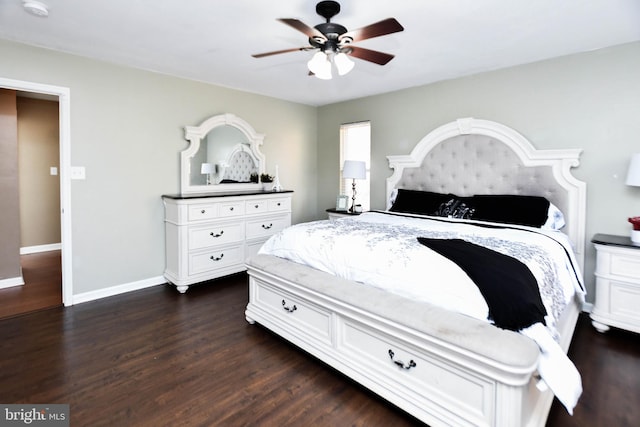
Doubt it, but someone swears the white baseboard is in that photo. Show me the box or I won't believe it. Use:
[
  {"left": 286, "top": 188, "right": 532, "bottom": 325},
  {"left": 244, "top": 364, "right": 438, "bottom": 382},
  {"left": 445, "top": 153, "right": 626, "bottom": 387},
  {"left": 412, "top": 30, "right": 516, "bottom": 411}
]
[
  {"left": 20, "top": 243, "right": 62, "bottom": 255},
  {"left": 581, "top": 302, "right": 593, "bottom": 313},
  {"left": 0, "top": 276, "right": 25, "bottom": 289},
  {"left": 72, "top": 275, "right": 167, "bottom": 305}
]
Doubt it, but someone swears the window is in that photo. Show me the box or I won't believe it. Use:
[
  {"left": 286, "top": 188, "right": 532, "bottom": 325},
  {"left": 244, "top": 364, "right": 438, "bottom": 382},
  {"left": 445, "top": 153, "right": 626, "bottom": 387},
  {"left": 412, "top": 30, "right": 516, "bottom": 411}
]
[{"left": 340, "top": 121, "right": 370, "bottom": 211}]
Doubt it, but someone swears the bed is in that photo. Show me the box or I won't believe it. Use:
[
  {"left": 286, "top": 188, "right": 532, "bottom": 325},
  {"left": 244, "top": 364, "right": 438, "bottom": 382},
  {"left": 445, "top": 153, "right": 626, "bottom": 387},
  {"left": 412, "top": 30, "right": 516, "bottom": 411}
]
[{"left": 245, "top": 118, "right": 586, "bottom": 427}]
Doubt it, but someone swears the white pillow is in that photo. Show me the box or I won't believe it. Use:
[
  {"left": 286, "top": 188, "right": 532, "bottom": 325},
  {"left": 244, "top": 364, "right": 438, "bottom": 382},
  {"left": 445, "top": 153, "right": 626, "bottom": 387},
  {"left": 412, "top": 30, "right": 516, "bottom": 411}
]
[{"left": 543, "top": 203, "right": 565, "bottom": 230}]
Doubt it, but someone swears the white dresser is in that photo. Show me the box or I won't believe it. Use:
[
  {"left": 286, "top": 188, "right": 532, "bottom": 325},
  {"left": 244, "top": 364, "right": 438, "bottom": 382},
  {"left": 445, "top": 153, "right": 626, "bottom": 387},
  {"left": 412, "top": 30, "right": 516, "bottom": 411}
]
[
  {"left": 162, "top": 190, "right": 292, "bottom": 293},
  {"left": 590, "top": 233, "right": 640, "bottom": 334}
]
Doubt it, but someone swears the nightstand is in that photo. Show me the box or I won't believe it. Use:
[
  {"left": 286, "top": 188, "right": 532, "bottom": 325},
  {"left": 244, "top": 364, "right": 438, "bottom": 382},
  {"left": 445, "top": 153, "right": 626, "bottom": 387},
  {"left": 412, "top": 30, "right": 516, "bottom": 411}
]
[
  {"left": 590, "top": 234, "right": 640, "bottom": 334},
  {"left": 326, "top": 208, "right": 361, "bottom": 220}
]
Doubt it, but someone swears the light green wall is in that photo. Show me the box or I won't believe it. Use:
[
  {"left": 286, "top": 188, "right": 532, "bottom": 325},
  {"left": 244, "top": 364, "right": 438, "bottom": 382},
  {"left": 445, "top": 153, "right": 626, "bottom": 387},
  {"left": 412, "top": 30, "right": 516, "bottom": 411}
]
[
  {"left": 0, "top": 39, "right": 317, "bottom": 294},
  {"left": 2, "top": 38, "right": 639, "bottom": 302},
  {"left": 317, "top": 41, "right": 640, "bottom": 301}
]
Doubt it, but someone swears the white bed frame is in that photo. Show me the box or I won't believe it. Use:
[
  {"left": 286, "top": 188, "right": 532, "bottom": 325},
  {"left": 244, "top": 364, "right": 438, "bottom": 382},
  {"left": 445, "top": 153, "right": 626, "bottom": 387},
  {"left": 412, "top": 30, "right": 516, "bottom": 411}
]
[{"left": 245, "top": 118, "right": 586, "bottom": 426}]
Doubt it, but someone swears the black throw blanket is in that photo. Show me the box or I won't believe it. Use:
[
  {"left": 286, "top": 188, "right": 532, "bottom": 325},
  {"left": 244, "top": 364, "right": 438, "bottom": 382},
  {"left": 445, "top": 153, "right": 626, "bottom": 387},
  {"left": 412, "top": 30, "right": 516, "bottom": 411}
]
[{"left": 417, "top": 237, "right": 547, "bottom": 331}]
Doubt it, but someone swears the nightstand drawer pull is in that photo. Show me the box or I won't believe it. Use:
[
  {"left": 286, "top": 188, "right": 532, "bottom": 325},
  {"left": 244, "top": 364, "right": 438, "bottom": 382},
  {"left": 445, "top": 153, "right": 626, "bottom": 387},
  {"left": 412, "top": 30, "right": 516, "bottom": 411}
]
[
  {"left": 209, "top": 254, "right": 224, "bottom": 261},
  {"left": 388, "top": 349, "right": 416, "bottom": 370},
  {"left": 209, "top": 231, "right": 224, "bottom": 238},
  {"left": 261, "top": 223, "right": 273, "bottom": 230},
  {"left": 281, "top": 299, "right": 297, "bottom": 313}
]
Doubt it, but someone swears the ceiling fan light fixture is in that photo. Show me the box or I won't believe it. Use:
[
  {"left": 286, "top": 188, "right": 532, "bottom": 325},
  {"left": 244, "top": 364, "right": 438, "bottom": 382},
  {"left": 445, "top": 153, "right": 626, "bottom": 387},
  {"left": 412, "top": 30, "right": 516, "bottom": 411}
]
[
  {"left": 334, "top": 52, "right": 354, "bottom": 76},
  {"left": 307, "top": 51, "right": 332, "bottom": 80}
]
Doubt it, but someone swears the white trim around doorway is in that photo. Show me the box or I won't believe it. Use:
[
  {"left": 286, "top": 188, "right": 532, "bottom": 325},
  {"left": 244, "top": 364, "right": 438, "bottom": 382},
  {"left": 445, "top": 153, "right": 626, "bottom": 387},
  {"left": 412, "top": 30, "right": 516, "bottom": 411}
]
[{"left": 0, "top": 77, "right": 73, "bottom": 306}]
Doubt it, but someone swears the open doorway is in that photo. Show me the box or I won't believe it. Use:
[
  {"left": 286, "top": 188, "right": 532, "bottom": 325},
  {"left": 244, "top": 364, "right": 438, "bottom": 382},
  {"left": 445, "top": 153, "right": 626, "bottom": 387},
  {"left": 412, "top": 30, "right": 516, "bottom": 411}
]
[
  {"left": 0, "top": 77, "right": 72, "bottom": 313},
  {"left": 0, "top": 93, "right": 62, "bottom": 319}
]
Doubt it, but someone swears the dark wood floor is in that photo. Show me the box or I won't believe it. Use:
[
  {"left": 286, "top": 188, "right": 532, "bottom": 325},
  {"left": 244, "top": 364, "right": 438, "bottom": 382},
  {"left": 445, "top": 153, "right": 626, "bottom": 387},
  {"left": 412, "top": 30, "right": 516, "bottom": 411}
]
[
  {"left": 0, "top": 250, "right": 62, "bottom": 320},
  {"left": 0, "top": 273, "right": 638, "bottom": 426}
]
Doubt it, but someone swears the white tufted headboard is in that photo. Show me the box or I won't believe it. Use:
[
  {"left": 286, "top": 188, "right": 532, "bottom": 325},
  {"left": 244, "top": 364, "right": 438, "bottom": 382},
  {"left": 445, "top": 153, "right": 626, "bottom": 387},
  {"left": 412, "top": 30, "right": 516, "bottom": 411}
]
[
  {"left": 222, "top": 143, "right": 259, "bottom": 183},
  {"left": 386, "top": 118, "right": 586, "bottom": 272}
]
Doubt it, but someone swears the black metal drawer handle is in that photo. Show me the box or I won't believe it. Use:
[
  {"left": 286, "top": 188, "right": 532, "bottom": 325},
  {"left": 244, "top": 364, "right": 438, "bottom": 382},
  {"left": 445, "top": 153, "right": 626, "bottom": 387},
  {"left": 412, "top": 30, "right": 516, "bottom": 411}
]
[
  {"left": 201, "top": 209, "right": 206, "bottom": 214},
  {"left": 229, "top": 207, "right": 234, "bottom": 211},
  {"left": 209, "top": 254, "right": 224, "bottom": 261},
  {"left": 262, "top": 223, "right": 273, "bottom": 230},
  {"left": 209, "top": 230, "right": 224, "bottom": 238},
  {"left": 281, "top": 299, "right": 297, "bottom": 313},
  {"left": 388, "top": 349, "right": 416, "bottom": 370}
]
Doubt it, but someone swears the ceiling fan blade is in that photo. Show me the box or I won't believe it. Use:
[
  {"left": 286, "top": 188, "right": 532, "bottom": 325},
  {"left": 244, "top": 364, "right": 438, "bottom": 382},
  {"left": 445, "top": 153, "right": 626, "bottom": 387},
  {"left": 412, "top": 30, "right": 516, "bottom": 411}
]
[
  {"left": 339, "top": 18, "right": 404, "bottom": 43},
  {"left": 278, "top": 18, "right": 327, "bottom": 41},
  {"left": 347, "top": 46, "right": 395, "bottom": 65},
  {"left": 252, "top": 47, "right": 310, "bottom": 58}
]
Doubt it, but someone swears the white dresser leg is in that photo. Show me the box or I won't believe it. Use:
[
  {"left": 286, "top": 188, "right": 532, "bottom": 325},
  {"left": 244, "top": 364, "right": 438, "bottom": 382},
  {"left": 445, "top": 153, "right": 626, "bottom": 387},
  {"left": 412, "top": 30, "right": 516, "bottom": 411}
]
[{"left": 591, "top": 319, "right": 610, "bottom": 333}]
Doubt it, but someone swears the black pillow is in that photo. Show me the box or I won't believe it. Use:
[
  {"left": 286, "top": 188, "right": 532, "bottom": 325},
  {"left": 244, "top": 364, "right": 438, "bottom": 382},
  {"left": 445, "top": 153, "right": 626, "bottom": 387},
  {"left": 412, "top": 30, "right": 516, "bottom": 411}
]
[
  {"left": 433, "top": 197, "right": 476, "bottom": 219},
  {"left": 470, "top": 195, "right": 550, "bottom": 227},
  {"left": 390, "top": 189, "right": 455, "bottom": 216}
]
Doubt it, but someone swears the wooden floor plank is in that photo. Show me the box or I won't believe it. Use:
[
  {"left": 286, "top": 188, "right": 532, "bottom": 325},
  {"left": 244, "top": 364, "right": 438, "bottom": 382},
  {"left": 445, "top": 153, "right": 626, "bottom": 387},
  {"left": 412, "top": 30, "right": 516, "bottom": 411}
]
[
  {"left": 0, "top": 272, "right": 638, "bottom": 426},
  {"left": 0, "top": 250, "right": 62, "bottom": 319}
]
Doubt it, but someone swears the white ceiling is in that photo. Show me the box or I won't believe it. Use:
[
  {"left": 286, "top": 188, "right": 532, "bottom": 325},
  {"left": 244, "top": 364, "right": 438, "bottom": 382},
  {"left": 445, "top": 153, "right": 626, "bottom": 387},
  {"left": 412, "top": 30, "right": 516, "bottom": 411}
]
[{"left": 1, "top": 0, "right": 639, "bottom": 106}]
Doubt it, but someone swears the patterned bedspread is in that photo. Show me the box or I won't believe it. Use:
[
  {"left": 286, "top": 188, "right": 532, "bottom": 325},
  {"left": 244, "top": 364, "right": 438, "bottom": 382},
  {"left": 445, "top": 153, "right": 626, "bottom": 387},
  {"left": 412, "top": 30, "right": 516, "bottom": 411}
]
[{"left": 260, "top": 211, "right": 584, "bottom": 329}]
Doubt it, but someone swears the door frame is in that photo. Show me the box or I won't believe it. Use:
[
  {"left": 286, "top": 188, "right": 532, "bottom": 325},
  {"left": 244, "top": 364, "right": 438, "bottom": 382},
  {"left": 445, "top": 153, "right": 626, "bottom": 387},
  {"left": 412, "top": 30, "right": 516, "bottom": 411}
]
[{"left": 0, "top": 77, "right": 73, "bottom": 306}]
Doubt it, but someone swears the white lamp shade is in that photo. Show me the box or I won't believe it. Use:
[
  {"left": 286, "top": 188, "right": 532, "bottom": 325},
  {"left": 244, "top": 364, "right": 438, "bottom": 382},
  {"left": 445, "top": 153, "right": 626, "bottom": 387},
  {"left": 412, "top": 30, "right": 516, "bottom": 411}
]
[
  {"left": 334, "top": 52, "right": 355, "bottom": 76},
  {"left": 201, "top": 163, "right": 214, "bottom": 174},
  {"left": 627, "top": 153, "right": 640, "bottom": 186},
  {"left": 343, "top": 160, "right": 366, "bottom": 179},
  {"left": 307, "top": 51, "right": 332, "bottom": 80}
]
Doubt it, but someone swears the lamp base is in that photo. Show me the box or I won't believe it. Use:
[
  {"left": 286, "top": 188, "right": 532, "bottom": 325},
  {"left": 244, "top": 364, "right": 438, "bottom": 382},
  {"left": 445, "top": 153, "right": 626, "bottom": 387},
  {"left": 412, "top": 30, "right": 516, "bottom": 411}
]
[{"left": 631, "top": 230, "right": 640, "bottom": 244}]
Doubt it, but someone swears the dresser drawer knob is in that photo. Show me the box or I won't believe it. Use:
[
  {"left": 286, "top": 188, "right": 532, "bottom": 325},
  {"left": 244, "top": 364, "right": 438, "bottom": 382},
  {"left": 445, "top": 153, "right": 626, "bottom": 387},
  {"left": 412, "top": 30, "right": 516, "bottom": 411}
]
[
  {"left": 388, "top": 349, "right": 416, "bottom": 370},
  {"left": 262, "top": 223, "right": 273, "bottom": 230},
  {"left": 210, "top": 254, "right": 224, "bottom": 261},
  {"left": 209, "top": 231, "right": 224, "bottom": 238},
  {"left": 254, "top": 204, "right": 259, "bottom": 209},
  {"left": 229, "top": 207, "right": 234, "bottom": 211},
  {"left": 277, "top": 202, "right": 281, "bottom": 206},
  {"left": 201, "top": 209, "right": 206, "bottom": 214},
  {"left": 281, "top": 299, "right": 297, "bottom": 313}
]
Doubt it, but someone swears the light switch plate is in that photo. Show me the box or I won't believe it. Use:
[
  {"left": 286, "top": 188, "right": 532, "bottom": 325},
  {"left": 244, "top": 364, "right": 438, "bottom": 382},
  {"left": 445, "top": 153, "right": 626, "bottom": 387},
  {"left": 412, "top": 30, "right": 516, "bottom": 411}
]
[
  {"left": 50, "top": 167, "right": 58, "bottom": 176},
  {"left": 70, "top": 166, "right": 86, "bottom": 180}
]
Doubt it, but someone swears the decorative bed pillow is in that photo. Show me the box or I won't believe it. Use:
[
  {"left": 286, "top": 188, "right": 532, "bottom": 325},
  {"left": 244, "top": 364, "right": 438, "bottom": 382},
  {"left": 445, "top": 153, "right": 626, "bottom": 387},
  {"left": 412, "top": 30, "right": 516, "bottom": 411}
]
[
  {"left": 433, "top": 198, "right": 475, "bottom": 219},
  {"left": 470, "top": 194, "right": 551, "bottom": 228},
  {"left": 542, "top": 203, "right": 566, "bottom": 230},
  {"left": 389, "top": 189, "right": 455, "bottom": 215}
]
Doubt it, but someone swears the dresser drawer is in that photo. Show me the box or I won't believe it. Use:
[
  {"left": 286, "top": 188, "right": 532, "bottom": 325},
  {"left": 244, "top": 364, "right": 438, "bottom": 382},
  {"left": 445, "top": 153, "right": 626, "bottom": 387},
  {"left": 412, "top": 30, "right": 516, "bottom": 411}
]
[
  {"left": 188, "top": 204, "right": 219, "bottom": 221},
  {"left": 188, "top": 222, "right": 244, "bottom": 250},
  {"left": 337, "top": 319, "right": 495, "bottom": 424},
  {"left": 245, "top": 240, "right": 264, "bottom": 260},
  {"left": 254, "top": 282, "right": 331, "bottom": 344},
  {"left": 246, "top": 215, "right": 290, "bottom": 240},
  {"left": 218, "top": 200, "right": 245, "bottom": 217},
  {"left": 246, "top": 200, "right": 269, "bottom": 214},
  {"left": 609, "top": 280, "right": 640, "bottom": 320},
  {"left": 189, "top": 245, "right": 244, "bottom": 275},
  {"left": 610, "top": 253, "right": 640, "bottom": 279},
  {"left": 269, "top": 197, "right": 291, "bottom": 212}
]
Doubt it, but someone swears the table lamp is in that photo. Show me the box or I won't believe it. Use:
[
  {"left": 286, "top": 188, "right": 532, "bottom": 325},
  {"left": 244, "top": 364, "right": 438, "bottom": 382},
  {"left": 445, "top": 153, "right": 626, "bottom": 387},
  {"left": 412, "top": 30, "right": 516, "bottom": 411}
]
[{"left": 343, "top": 160, "right": 366, "bottom": 213}]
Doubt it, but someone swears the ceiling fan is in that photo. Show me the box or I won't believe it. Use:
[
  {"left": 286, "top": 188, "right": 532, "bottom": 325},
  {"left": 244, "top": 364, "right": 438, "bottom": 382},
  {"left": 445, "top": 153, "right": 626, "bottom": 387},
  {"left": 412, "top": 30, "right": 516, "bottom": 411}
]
[{"left": 252, "top": 1, "right": 404, "bottom": 79}]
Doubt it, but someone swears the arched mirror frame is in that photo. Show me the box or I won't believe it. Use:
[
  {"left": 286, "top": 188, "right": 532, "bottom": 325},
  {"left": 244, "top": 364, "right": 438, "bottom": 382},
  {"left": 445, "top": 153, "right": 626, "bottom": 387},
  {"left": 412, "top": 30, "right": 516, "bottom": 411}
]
[{"left": 181, "top": 113, "right": 266, "bottom": 194}]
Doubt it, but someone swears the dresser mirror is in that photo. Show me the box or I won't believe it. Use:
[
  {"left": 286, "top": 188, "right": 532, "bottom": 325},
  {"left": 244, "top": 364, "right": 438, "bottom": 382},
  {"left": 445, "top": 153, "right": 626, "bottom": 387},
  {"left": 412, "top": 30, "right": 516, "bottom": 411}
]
[{"left": 181, "top": 113, "right": 266, "bottom": 194}]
